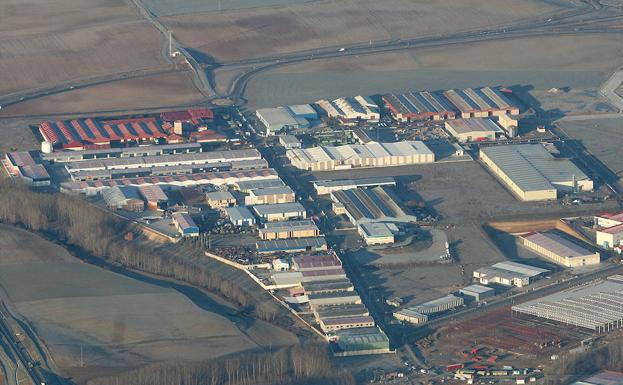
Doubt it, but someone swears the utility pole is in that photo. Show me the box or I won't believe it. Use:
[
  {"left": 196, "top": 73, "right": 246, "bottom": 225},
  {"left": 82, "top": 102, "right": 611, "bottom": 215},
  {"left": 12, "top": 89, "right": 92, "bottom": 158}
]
[{"left": 168, "top": 31, "right": 173, "bottom": 57}]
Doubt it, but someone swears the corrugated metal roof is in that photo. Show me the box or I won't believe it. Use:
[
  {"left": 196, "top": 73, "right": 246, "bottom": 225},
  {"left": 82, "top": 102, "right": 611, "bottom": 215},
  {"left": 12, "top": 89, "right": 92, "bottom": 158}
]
[
  {"left": 253, "top": 202, "right": 306, "bottom": 216},
  {"left": 481, "top": 144, "right": 590, "bottom": 192},
  {"left": 522, "top": 231, "right": 595, "bottom": 258},
  {"left": 225, "top": 206, "right": 255, "bottom": 222},
  {"left": 260, "top": 219, "right": 318, "bottom": 233}
]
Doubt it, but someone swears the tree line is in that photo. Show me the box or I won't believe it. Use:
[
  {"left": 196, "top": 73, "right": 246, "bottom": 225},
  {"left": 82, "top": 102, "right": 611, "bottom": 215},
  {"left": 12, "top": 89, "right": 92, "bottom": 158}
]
[
  {"left": 0, "top": 180, "right": 299, "bottom": 330},
  {"left": 87, "top": 344, "right": 353, "bottom": 385},
  {"left": 544, "top": 336, "right": 623, "bottom": 385}
]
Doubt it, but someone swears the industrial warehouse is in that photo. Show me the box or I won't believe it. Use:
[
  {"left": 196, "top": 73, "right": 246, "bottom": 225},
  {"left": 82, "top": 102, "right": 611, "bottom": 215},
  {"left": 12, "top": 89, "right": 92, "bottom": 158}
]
[
  {"left": 287, "top": 141, "right": 434, "bottom": 171},
  {"left": 315, "top": 96, "right": 380, "bottom": 125},
  {"left": 38, "top": 108, "right": 214, "bottom": 150},
  {"left": 2, "top": 151, "right": 51, "bottom": 186},
  {"left": 479, "top": 144, "right": 593, "bottom": 201},
  {"left": 594, "top": 211, "right": 623, "bottom": 249},
  {"left": 382, "top": 86, "right": 518, "bottom": 122},
  {"left": 258, "top": 219, "right": 320, "bottom": 240},
  {"left": 312, "top": 176, "right": 396, "bottom": 195},
  {"left": 255, "top": 105, "right": 317, "bottom": 135},
  {"left": 512, "top": 275, "right": 623, "bottom": 333},
  {"left": 331, "top": 186, "right": 416, "bottom": 225},
  {"left": 444, "top": 118, "right": 506, "bottom": 142},
  {"left": 61, "top": 168, "right": 280, "bottom": 195},
  {"left": 394, "top": 294, "right": 465, "bottom": 325},
  {"left": 473, "top": 261, "right": 549, "bottom": 287},
  {"left": 520, "top": 231, "right": 600, "bottom": 267}
]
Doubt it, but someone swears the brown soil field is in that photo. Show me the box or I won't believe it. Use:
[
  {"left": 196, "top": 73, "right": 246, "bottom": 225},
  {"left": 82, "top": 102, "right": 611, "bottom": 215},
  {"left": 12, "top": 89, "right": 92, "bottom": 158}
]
[
  {"left": 161, "top": 0, "right": 565, "bottom": 61},
  {"left": 0, "top": 0, "right": 168, "bottom": 96},
  {"left": 0, "top": 118, "right": 39, "bottom": 152},
  {"left": 243, "top": 33, "right": 623, "bottom": 108},
  {"left": 0, "top": 71, "right": 205, "bottom": 116},
  {"left": 0, "top": 225, "right": 297, "bottom": 383}
]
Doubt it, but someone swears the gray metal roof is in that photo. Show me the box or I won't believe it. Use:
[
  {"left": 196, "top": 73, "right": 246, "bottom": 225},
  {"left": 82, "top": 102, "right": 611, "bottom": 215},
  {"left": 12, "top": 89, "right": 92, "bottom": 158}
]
[
  {"left": 235, "top": 178, "right": 285, "bottom": 191},
  {"left": 256, "top": 107, "right": 299, "bottom": 129},
  {"left": 225, "top": 206, "right": 255, "bottom": 222},
  {"left": 260, "top": 219, "right": 318, "bottom": 233},
  {"left": 480, "top": 144, "right": 590, "bottom": 192},
  {"left": 460, "top": 284, "right": 494, "bottom": 294},
  {"left": 522, "top": 231, "right": 596, "bottom": 258},
  {"left": 256, "top": 236, "right": 326, "bottom": 252},
  {"left": 206, "top": 190, "right": 235, "bottom": 201},
  {"left": 253, "top": 202, "right": 306, "bottom": 216},
  {"left": 314, "top": 176, "right": 395, "bottom": 188}
]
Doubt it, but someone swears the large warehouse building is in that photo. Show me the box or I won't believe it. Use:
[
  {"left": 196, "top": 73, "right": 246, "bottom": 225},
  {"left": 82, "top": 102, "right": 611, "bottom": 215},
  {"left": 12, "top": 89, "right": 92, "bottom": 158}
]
[
  {"left": 474, "top": 261, "right": 548, "bottom": 287},
  {"left": 480, "top": 144, "right": 593, "bottom": 201},
  {"left": 287, "top": 141, "right": 434, "bottom": 171},
  {"left": 442, "top": 87, "right": 519, "bottom": 118},
  {"left": 521, "top": 231, "right": 600, "bottom": 267},
  {"left": 331, "top": 186, "right": 417, "bottom": 225},
  {"left": 313, "top": 177, "right": 395, "bottom": 195},
  {"left": 444, "top": 118, "right": 504, "bottom": 142},
  {"left": 383, "top": 91, "right": 456, "bottom": 121},
  {"left": 256, "top": 107, "right": 308, "bottom": 136},
  {"left": 512, "top": 275, "right": 623, "bottom": 333},
  {"left": 315, "top": 96, "right": 380, "bottom": 125}
]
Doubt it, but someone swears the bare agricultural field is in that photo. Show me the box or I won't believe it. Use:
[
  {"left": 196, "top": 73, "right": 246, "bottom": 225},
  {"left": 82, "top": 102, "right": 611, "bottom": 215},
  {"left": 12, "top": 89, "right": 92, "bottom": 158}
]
[
  {"left": 0, "top": 225, "right": 293, "bottom": 381},
  {"left": 0, "top": 0, "right": 168, "bottom": 96},
  {"left": 0, "top": 118, "right": 38, "bottom": 152},
  {"left": 0, "top": 71, "right": 205, "bottom": 117},
  {"left": 244, "top": 33, "right": 623, "bottom": 108},
  {"left": 557, "top": 118, "right": 623, "bottom": 177},
  {"left": 142, "top": 0, "right": 314, "bottom": 17},
  {"left": 161, "top": 0, "right": 566, "bottom": 61}
]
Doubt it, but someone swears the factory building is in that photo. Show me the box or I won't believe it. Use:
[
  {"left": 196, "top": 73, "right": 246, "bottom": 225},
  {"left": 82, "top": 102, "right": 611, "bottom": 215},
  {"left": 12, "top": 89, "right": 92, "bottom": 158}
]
[
  {"left": 225, "top": 206, "right": 256, "bottom": 227},
  {"left": 394, "top": 308, "right": 429, "bottom": 325},
  {"left": 497, "top": 114, "right": 519, "bottom": 137},
  {"left": 474, "top": 261, "right": 548, "bottom": 287},
  {"left": 286, "top": 104, "right": 318, "bottom": 120},
  {"left": 409, "top": 294, "right": 464, "bottom": 314},
  {"left": 234, "top": 178, "right": 286, "bottom": 193},
  {"left": 313, "top": 303, "right": 368, "bottom": 321},
  {"left": 383, "top": 91, "right": 456, "bottom": 122},
  {"left": 258, "top": 219, "right": 320, "bottom": 240},
  {"left": 3, "top": 152, "right": 50, "bottom": 186},
  {"left": 521, "top": 231, "right": 600, "bottom": 267},
  {"left": 253, "top": 202, "right": 307, "bottom": 222},
  {"left": 205, "top": 190, "right": 236, "bottom": 208},
  {"left": 278, "top": 135, "right": 302, "bottom": 149},
  {"left": 315, "top": 96, "right": 379, "bottom": 125},
  {"left": 358, "top": 222, "right": 398, "bottom": 245},
  {"left": 271, "top": 268, "right": 347, "bottom": 287},
  {"left": 459, "top": 284, "right": 495, "bottom": 302},
  {"left": 287, "top": 141, "right": 434, "bottom": 171},
  {"left": 334, "top": 327, "right": 391, "bottom": 356},
  {"left": 292, "top": 252, "right": 342, "bottom": 271},
  {"left": 42, "top": 143, "right": 202, "bottom": 163},
  {"left": 444, "top": 118, "right": 504, "bottom": 142},
  {"left": 512, "top": 275, "right": 623, "bottom": 333},
  {"left": 61, "top": 169, "right": 280, "bottom": 195},
  {"left": 303, "top": 279, "right": 354, "bottom": 295},
  {"left": 160, "top": 108, "right": 214, "bottom": 124},
  {"left": 101, "top": 185, "right": 144, "bottom": 212},
  {"left": 243, "top": 186, "right": 296, "bottom": 206},
  {"left": 256, "top": 236, "right": 327, "bottom": 254},
  {"left": 64, "top": 148, "right": 261, "bottom": 174},
  {"left": 308, "top": 291, "right": 362, "bottom": 307},
  {"left": 331, "top": 187, "right": 416, "bottom": 225},
  {"left": 313, "top": 177, "right": 396, "bottom": 195},
  {"left": 38, "top": 117, "right": 177, "bottom": 150},
  {"left": 594, "top": 212, "right": 623, "bottom": 249},
  {"left": 139, "top": 185, "right": 168, "bottom": 209},
  {"left": 256, "top": 107, "right": 308, "bottom": 136},
  {"left": 319, "top": 316, "right": 375, "bottom": 333},
  {"left": 480, "top": 144, "right": 593, "bottom": 201},
  {"left": 172, "top": 212, "right": 200, "bottom": 237},
  {"left": 442, "top": 87, "right": 519, "bottom": 118}
]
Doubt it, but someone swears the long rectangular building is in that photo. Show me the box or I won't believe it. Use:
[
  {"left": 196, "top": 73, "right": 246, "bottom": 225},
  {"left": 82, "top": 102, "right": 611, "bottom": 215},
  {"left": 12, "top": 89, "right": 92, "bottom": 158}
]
[
  {"left": 39, "top": 117, "right": 176, "bottom": 150},
  {"left": 316, "top": 96, "right": 379, "bottom": 125},
  {"left": 521, "top": 231, "right": 600, "bottom": 267},
  {"left": 312, "top": 177, "right": 396, "bottom": 195},
  {"left": 258, "top": 219, "right": 320, "bottom": 240},
  {"left": 480, "top": 144, "right": 593, "bottom": 201},
  {"left": 444, "top": 118, "right": 504, "bottom": 142},
  {"left": 331, "top": 186, "right": 416, "bottom": 225},
  {"left": 42, "top": 143, "right": 202, "bottom": 163},
  {"left": 474, "top": 261, "right": 548, "bottom": 287},
  {"left": 60, "top": 169, "right": 280, "bottom": 195},
  {"left": 256, "top": 236, "right": 327, "bottom": 254},
  {"left": 253, "top": 202, "right": 307, "bottom": 222},
  {"left": 512, "top": 276, "right": 623, "bottom": 333},
  {"left": 383, "top": 91, "right": 456, "bottom": 122},
  {"left": 442, "top": 87, "right": 519, "bottom": 118},
  {"left": 287, "top": 141, "right": 434, "bottom": 172}
]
